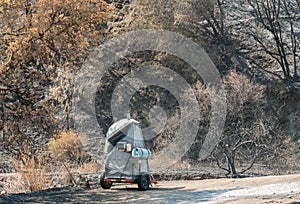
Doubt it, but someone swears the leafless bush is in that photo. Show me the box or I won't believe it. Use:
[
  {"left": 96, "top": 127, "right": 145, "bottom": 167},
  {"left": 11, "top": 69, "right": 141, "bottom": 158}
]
[{"left": 213, "top": 71, "right": 267, "bottom": 177}]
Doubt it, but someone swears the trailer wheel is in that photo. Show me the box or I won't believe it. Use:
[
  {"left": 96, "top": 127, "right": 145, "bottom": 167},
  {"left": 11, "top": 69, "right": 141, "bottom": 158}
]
[
  {"left": 100, "top": 173, "right": 112, "bottom": 189},
  {"left": 137, "top": 173, "right": 150, "bottom": 191}
]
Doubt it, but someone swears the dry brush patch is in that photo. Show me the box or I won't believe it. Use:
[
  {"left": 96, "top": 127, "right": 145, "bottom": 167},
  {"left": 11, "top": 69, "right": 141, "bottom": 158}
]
[
  {"left": 12, "top": 147, "right": 52, "bottom": 193},
  {"left": 48, "top": 130, "right": 83, "bottom": 185}
]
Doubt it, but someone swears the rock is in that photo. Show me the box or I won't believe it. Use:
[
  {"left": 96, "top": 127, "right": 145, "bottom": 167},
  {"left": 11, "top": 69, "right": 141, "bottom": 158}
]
[{"left": 1, "top": 190, "right": 6, "bottom": 195}]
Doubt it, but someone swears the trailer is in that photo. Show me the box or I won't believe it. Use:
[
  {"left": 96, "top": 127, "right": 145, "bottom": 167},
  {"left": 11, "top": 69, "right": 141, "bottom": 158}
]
[{"left": 100, "top": 115, "right": 157, "bottom": 190}]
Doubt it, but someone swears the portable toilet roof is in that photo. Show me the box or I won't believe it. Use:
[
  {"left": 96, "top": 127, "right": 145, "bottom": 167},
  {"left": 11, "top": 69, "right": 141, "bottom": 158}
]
[
  {"left": 106, "top": 118, "right": 140, "bottom": 138},
  {"left": 106, "top": 118, "right": 145, "bottom": 148}
]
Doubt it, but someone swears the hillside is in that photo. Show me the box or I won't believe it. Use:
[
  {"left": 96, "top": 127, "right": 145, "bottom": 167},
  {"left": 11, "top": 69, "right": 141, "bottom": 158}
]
[{"left": 0, "top": 0, "right": 299, "bottom": 195}]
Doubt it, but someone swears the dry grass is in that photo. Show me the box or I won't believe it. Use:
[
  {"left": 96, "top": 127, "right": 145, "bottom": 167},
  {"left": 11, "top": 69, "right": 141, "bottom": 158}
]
[
  {"left": 14, "top": 154, "right": 50, "bottom": 192},
  {"left": 77, "top": 161, "right": 103, "bottom": 174},
  {"left": 0, "top": 173, "right": 25, "bottom": 194}
]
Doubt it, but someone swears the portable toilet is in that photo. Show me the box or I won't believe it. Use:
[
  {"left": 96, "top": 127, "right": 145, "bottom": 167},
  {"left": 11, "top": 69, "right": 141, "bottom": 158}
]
[{"left": 100, "top": 115, "right": 156, "bottom": 190}]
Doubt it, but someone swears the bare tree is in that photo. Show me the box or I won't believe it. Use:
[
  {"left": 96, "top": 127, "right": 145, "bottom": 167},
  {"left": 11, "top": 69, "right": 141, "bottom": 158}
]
[
  {"left": 188, "top": 0, "right": 243, "bottom": 74},
  {"left": 191, "top": 0, "right": 225, "bottom": 39},
  {"left": 247, "top": 0, "right": 300, "bottom": 85},
  {"left": 213, "top": 71, "right": 266, "bottom": 178},
  {"left": 216, "top": 137, "right": 258, "bottom": 177}
]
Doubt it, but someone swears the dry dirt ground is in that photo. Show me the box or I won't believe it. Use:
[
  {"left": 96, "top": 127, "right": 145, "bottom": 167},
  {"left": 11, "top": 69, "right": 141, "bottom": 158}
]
[{"left": 1, "top": 174, "right": 300, "bottom": 204}]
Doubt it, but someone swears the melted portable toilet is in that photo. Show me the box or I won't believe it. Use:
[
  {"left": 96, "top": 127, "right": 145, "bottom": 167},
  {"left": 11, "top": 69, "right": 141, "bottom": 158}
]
[{"left": 100, "top": 115, "right": 157, "bottom": 190}]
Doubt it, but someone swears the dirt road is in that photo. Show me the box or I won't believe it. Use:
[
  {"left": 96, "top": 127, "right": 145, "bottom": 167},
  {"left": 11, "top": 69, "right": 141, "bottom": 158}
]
[{"left": 1, "top": 174, "right": 300, "bottom": 203}]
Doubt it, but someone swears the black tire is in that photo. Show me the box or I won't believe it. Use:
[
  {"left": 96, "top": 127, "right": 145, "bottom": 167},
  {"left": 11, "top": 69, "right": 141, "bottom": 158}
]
[
  {"left": 100, "top": 173, "right": 112, "bottom": 189},
  {"left": 137, "top": 173, "right": 150, "bottom": 191}
]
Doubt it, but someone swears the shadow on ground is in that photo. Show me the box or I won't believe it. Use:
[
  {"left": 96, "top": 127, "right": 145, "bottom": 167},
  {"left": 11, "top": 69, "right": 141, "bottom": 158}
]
[{"left": 0, "top": 185, "right": 237, "bottom": 204}]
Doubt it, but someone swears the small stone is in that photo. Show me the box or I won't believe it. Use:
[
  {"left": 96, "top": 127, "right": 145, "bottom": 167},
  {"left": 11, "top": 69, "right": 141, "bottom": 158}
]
[{"left": 1, "top": 190, "right": 6, "bottom": 195}]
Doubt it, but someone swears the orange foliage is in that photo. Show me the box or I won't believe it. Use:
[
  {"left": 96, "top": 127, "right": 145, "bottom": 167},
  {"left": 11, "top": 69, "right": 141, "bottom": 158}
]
[
  {"left": 0, "top": 0, "right": 113, "bottom": 158},
  {"left": 0, "top": 0, "right": 114, "bottom": 71}
]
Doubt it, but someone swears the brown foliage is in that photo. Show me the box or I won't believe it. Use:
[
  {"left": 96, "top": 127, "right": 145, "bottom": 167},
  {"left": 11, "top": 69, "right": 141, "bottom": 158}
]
[
  {"left": 0, "top": 0, "right": 113, "bottom": 70},
  {"left": 49, "top": 130, "right": 83, "bottom": 185},
  {"left": 0, "top": 0, "right": 113, "bottom": 159},
  {"left": 49, "top": 130, "right": 82, "bottom": 163}
]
